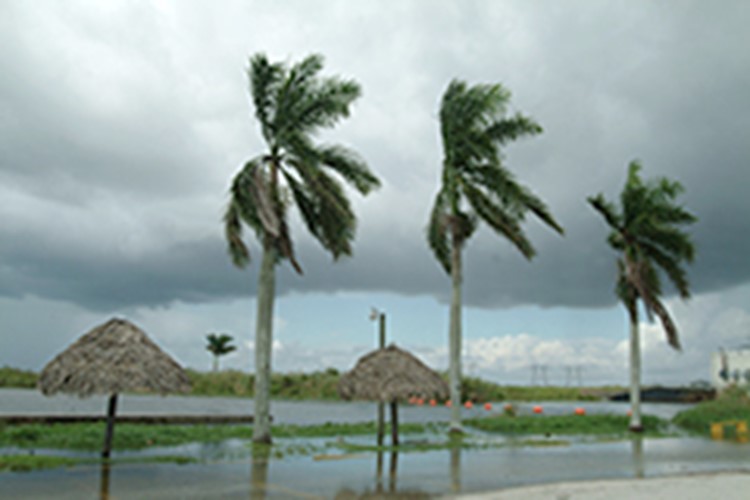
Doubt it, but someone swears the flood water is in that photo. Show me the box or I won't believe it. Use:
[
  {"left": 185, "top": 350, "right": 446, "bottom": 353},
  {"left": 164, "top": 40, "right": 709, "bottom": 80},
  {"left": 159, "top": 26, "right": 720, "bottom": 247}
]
[{"left": 2, "top": 389, "right": 749, "bottom": 499}]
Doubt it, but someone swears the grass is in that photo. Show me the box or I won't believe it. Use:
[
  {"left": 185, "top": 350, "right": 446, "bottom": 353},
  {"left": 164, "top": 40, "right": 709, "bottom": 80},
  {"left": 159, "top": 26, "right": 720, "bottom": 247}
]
[
  {"left": 0, "top": 421, "right": 434, "bottom": 451},
  {"left": 1, "top": 365, "right": 623, "bottom": 401},
  {"left": 0, "top": 454, "right": 197, "bottom": 472},
  {"left": 465, "top": 414, "right": 669, "bottom": 437},
  {"left": 673, "top": 386, "right": 750, "bottom": 434},
  {"left": 0, "top": 455, "right": 80, "bottom": 472},
  {"left": 0, "top": 366, "right": 37, "bottom": 389}
]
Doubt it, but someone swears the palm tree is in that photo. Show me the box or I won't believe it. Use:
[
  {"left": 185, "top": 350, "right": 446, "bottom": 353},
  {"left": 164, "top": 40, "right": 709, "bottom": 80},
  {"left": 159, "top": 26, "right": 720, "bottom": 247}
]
[
  {"left": 428, "top": 80, "right": 563, "bottom": 432},
  {"left": 588, "top": 161, "right": 696, "bottom": 431},
  {"left": 205, "top": 333, "right": 237, "bottom": 372},
  {"left": 224, "top": 53, "right": 380, "bottom": 443}
]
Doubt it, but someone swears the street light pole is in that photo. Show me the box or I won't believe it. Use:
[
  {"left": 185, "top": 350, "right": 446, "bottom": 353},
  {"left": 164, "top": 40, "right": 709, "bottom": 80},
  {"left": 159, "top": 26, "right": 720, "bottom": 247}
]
[{"left": 371, "top": 308, "right": 386, "bottom": 448}]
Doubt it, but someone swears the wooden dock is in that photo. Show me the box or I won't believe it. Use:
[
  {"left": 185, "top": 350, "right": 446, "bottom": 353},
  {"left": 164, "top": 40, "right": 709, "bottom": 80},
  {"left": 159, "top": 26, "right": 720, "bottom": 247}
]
[{"left": 0, "top": 415, "right": 255, "bottom": 425}]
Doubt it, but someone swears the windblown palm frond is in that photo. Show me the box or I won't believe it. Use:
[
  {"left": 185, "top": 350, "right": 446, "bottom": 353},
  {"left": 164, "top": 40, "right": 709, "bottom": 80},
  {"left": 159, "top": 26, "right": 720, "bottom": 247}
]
[
  {"left": 224, "top": 52, "right": 380, "bottom": 273},
  {"left": 588, "top": 161, "right": 696, "bottom": 350},
  {"left": 427, "top": 79, "right": 562, "bottom": 271}
]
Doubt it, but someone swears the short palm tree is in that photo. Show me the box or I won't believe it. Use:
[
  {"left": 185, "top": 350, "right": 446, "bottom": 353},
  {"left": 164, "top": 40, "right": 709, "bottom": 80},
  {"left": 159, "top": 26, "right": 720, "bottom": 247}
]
[
  {"left": 205, "top": 333, "right": 237, "bottom": 372},
  {"left": 224, "top": 53, "right": 380, "bottom": 444},
  {"left": 428, "top": 79, "right": 563, "bottom": 432},
  {"left": 588, "top": 161, "right": 696, "bottom": 431}
]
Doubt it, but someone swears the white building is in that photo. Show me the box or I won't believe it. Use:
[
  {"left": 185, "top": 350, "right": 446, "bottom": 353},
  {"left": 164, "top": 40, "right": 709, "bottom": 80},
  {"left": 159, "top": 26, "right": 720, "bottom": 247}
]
[{"left": 711, "top": 347, "right": 750, "bottom": 389}]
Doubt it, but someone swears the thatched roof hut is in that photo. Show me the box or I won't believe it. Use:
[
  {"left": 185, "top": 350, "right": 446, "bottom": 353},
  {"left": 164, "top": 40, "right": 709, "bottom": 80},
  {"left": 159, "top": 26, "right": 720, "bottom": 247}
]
[
  {"left": 38, "top": 317, "right": 191, "bottom": 458},
  {"left": 338, "top": 344, "right": 448, "bottom": 446},
  {"left": 39, "top": 317, "right": 191, "bottom": 397},
  {"left": 338, "top": 344, "right": 448, "bottom": 403}
]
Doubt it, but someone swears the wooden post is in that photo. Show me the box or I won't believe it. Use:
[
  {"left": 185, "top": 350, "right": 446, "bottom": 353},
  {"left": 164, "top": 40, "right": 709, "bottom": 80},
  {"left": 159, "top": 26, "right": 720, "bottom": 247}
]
[
  {"left": 102, "top": 393, "right": 118, "bottom": 459},
  {"left": 390, "top": 401, "right": 399, "bottom": 446}
]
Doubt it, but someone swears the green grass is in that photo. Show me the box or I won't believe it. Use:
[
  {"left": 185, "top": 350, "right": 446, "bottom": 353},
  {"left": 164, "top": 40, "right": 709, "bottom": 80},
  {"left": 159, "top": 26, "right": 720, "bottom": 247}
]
[
  {"left": 465, "top": 414, "right": 669, "bottom": 437},
  {"left": 0, "top": 454, "right": 196, "bottom": 473},
  {"left": 1, "top": 365, "right": 622, "bottom": 402},
  {"left": 0, "top": 421, "right": 434, "bottom": 451},
  {"left": 0, "top": 366, "right": 37, "bottom": 389},
  {"left": 0, "top": 455, "right": 79, "bottom": 472},
  {"left": 673, "top": 387, "right": 750, "bottom": 434}
]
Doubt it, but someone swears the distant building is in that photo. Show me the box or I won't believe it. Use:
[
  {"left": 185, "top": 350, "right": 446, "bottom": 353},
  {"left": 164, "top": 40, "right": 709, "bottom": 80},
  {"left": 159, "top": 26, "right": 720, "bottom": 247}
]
[{"left": 711, "top": 347, "right": 750, "bottom": 389}]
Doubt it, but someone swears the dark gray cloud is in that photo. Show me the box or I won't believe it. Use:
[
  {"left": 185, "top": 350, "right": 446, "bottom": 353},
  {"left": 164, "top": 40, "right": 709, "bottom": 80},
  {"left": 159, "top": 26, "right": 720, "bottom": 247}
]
[{"left": 1, "top": 0, "right": 749, "bottom": 315}]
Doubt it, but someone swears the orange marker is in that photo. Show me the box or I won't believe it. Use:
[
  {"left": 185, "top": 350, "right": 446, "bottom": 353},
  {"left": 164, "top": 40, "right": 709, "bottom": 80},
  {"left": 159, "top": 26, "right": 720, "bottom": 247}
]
[
  {"left": 574, "top": 407, "right": 586, "bottom": 416},
  {"left": 484, "top": 402, "right": 492, "bottom": 411},
  {"left": 429, "top": 399, "right": 437, "bottom": 407},
  {"left": 445, "top": 400, "right": 452, "bottom": 408},
  {"left": 464, "top": 401, "right": 474, "bottom": 409},
  {"left": 533, "top": 405, "right": 543, "bottom": 414},
  {"left": 416, "top": 398, "right": 424, "bottom": 406}
]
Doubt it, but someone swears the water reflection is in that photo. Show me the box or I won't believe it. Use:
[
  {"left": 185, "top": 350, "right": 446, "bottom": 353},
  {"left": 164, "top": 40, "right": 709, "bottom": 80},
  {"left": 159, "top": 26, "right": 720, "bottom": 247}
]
[
  {"left": 450, "top": 447, "right": 461, "bottom": 493},
  {"left": 99, "top": 462, "right": 111, "bottom": 500},
  {"left": 631, "top": 436, "right": 645, "bottom": 479},
  {"left": 250, "top": 445, "right": 270, "bottom": 500}
]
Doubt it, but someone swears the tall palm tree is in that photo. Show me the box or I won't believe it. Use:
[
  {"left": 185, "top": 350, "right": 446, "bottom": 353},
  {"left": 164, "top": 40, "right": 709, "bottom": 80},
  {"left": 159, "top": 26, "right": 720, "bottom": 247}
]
[
  {"left": 428, "top": 80, "right": 563, "bottom": 432},
  {"left": 224, "top": 53, "right": 380, "bottom": 443},
  {"left": 205, "top": 333, "right": 237, "bottom": 372},
  {"left": 588, "top": 161, "right": 696, "bottom": 431}
]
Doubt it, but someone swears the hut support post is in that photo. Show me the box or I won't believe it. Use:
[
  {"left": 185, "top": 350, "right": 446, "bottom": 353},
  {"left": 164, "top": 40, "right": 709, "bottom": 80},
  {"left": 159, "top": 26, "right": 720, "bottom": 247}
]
[
  {"left": 390, "top": 401, "right": 399, "bottom": 446},
  {"left": 102, "top": 393, "right": 118, "bottom": 459},
  {"left": 376, "top": 313, "right": 386, "bottom": 447}
]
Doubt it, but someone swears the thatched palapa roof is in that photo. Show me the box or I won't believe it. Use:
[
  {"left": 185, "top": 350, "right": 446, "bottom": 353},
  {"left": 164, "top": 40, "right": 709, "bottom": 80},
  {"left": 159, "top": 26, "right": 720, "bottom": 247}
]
[
  {"left": 38, "top": 318, "right": 191, "bottom": 397},
  {"left": 338, "top": 344, "right": 448, "bottom": 403}
]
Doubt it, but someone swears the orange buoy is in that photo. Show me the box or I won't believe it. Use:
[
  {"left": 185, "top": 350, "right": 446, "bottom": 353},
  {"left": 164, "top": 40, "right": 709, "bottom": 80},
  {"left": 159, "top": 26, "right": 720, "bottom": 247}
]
[
  {"left": 484, "top": 402, "right": 492, "bottom": 411},
  {"left": 533, "top": 405, "right": 543, "bottom": 414},
  {"left": 464, "top": 401, "right": 474, "bottom": 409},
  {"left": 445, "top": 400, "right": 452, "bottom": 408},
  {"left": 574, "top": 407, "right": 586, "bottom": 416},
  {"left": 416, "top": 398, "right": 424, "bottom": 406},
  {"left": 429, "top": 399, "right": 437, "bottom": 407}
]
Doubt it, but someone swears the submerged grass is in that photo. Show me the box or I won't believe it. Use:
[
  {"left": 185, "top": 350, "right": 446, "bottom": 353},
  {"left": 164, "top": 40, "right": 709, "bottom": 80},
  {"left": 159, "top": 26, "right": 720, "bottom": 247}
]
[
  {"left": 465, "top": 414, "right": 669, "bottom": 437},
  {"left": 0, "top": 421, "right": 431, "bottom": 451},
  {"left": 0, "top": 454, "right": 197, "bottom": 473}
]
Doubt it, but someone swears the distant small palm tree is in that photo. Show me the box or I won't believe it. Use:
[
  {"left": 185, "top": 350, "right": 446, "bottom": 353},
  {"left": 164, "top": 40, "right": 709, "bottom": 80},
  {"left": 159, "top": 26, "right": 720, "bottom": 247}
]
[
  {"left": 206, "top": 333, "right": 237, "bottom": 372},
  {"left": 588, "top": 161, "right": 696, "bottom": 431},
  {"left": 428, "top": 79, "right": 563, "bottom": 432}
]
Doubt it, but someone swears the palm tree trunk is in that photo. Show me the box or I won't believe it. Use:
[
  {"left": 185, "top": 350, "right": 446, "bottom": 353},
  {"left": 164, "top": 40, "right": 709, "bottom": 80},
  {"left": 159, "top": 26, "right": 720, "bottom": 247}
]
[
  {"left": 448, "top": 233, "right": 463, "bottom": 433},
  {"left": 213, "top": 356, "right": 219, "bottom": 373},
  {"left": 628, "top": 308, "right": 643, "bottom": 432},
  {"left": 253, "top": 243, "right": 277, "bottom": 444}
]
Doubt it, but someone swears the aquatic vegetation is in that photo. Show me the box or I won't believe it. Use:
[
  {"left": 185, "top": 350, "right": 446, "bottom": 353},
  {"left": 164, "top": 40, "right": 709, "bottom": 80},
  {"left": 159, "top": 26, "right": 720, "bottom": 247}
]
[
  {"left": 673, "top": 387, "right": 750, "bottom": 434},
  {"left": 464, "top": 414, "right": 669, "bottom": 437}
]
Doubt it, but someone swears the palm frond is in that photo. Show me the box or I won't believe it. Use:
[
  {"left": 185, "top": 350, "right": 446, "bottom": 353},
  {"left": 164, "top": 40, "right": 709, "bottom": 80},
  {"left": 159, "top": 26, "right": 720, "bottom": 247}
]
[
  {"left": 284, "top": 164, "right": 356, "bottom": 259},
  {"left": 248, "top": 54, "right": 284, "bottom": 144},
  {"left": 588, "top": 194, "right": 623, "bottom": 233},
  {"left": 485, "top": 113, "right": 543, "bottom": 145},
  {"left": 427, "top": 188, "right": 452, "bottom": 274},
  {"left": 223, "top": 199, "right": 250, "bottom": 268},
  {"left": 318, "top": 144, "right": 381, "bottom": 195},
  {"left": 462, "top": 181, "right": 535, "bottom": 260}
]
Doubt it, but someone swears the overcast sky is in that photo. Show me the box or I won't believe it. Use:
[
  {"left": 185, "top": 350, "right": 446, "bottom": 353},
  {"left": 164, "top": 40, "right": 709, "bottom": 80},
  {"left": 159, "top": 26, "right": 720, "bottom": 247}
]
[{"left": 2, "top": 0, "right": 749, "bottom": 386}]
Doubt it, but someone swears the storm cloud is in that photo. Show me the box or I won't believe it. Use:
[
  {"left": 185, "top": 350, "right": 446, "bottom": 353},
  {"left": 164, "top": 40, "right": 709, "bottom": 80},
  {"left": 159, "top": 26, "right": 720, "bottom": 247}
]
[{"left": 2, "top": 0, "right": 749, "bottom": 315}]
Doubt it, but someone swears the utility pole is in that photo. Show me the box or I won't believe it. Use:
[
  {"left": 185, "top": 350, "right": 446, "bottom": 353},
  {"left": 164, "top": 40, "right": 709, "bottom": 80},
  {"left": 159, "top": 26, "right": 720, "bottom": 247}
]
[{"left": 370, "top": 308, "right": 386, "bottom": 449}]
